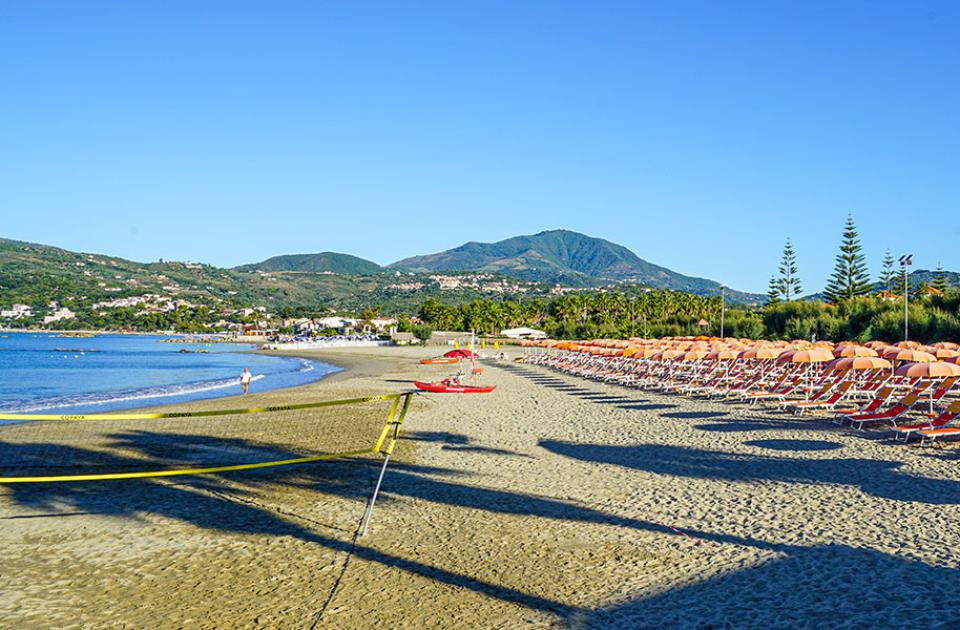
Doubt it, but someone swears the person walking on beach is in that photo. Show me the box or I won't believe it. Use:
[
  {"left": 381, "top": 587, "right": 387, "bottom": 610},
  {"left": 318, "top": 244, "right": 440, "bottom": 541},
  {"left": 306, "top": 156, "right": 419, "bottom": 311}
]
[{"left": 240, "top": 367, "right": 253, "bottom": 394}]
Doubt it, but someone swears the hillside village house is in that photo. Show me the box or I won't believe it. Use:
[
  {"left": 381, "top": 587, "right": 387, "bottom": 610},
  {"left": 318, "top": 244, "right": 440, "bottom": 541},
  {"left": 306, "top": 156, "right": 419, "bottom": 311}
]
[
  {"left": 0, "top": 304, "right": 33, "bottom": 319},
  {"left": 43, "top": 306, "right": 76, "bottom": 324}
]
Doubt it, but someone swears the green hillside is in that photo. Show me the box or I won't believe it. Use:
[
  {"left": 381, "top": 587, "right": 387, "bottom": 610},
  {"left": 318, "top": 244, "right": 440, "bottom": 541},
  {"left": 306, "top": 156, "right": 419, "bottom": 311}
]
[
  {"left": 390, "top": 229, "right": 762, "bottom": 303},
  {"left": 234, "top": 252, "right": 383, "bottom": 274},
  {"left": 0, "top": 238, "right": 549, "bottom": 328}
]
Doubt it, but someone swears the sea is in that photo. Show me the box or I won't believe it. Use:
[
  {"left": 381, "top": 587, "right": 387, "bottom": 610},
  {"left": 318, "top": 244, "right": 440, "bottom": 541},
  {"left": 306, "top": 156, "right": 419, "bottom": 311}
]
[{"left": 0, "top": 332, "right": 337, "bottom": 416}]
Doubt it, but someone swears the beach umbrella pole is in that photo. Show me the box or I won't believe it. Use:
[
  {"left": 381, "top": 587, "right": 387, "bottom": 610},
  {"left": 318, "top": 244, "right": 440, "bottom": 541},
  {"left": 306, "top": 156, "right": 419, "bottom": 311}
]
[{"left": 360, "top": 453, "right": 392, "bottom": 537}]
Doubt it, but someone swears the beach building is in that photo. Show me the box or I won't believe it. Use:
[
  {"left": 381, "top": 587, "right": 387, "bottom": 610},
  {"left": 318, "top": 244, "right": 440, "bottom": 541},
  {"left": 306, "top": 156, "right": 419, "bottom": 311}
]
[
  {"left": 500, "top": 327, "right": 547, "bottom": 340},
  {"left": 315, "top": 316, "right": 359, "bottom": 331},
  {"left": 370, "top": 317, "right": 398, "bottom": 332}
]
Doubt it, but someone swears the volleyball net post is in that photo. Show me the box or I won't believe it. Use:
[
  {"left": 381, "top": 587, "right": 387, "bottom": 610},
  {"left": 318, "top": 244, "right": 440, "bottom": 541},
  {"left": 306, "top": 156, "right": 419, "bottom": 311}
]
[{"left": 360, "top": 392, "right": 412, "bottom": 537}]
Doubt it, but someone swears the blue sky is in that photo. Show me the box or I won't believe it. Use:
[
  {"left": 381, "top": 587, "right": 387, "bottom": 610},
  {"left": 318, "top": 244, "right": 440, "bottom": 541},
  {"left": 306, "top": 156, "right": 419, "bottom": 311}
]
[{"left": 1, "top": 2, "right": 956, "bottom": 293}]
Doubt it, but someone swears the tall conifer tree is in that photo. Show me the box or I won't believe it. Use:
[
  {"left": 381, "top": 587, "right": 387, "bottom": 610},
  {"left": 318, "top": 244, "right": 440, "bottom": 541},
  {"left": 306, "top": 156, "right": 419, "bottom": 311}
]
[
  {"left": 766, "top": 276, "right": 781, "bottom": 305},
  {"left": 932, "top": 261, "right": 948, "bottom": 293},
  {"left": 777, "top": 239, "right": 802, "bottom": 300},
  {"left": 878, "top": 249, "right": 895, "bottom": 292},
  {"left": 823, "top": 215, "right": 872, "bottom": 302}
]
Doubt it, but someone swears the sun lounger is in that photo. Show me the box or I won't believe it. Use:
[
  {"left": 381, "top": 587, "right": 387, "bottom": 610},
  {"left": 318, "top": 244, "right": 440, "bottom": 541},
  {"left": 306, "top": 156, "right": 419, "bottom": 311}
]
[
  {"left": 892, "top": 401, "right": 960, "bottom": 443},
  {"left": 784, "top": 381, "right": 853, "bottom": 415},
  {"left": 844, "top": 384, "right": 931, "bottom": 431},
  {"left": 834, "top": 386, "right": 894, "bottom": 418}
]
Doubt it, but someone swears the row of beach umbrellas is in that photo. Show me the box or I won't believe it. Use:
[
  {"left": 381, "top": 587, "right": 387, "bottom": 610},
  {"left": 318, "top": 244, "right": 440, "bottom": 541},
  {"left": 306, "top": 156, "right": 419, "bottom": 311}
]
[{"left": 518, "top": 336, "right": 960, "bottom": 378}]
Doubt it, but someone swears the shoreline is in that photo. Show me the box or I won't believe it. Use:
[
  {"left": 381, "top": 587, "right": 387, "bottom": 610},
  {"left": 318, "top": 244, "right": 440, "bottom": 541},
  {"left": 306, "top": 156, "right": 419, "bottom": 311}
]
[
  {"left": 0, "top": 337, "right": 361, "bottom": 417},
  {"left": 98, "top": 345, "right": 423, "bottom": 417}
]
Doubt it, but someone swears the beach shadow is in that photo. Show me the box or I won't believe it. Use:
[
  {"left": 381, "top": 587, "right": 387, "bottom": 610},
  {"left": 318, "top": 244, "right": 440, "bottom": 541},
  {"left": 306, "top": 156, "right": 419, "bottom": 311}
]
[
  {"left": 571, "top": 395, "right": 635, "bottom": 403},
  {"left": 401, "top": 431, "right": 531, "bottom": 458},
  {"left": 745, "top": 439, "right": 843, "bottom": 452},
  {"left": 539, "top": 440, "right": 960, "bottom": 505},
  {"left": 661, "top": 411, "right": 729, "bottom": 420},
  {"left": 402, "top": 431, "right": 469, "bottom": 445},
  {"left": 441, "top": 445, "right": 533, "bottom": 458},
  {"left": 572, "top": 544, "right": 960, "bottom": 629},
  {"left": 0, "top": 438, "right": 578, "bottom": 617},
  {"left": 617, "top": 403, "right": 677, "bottom": 411},
  {"left": 694, "top": 419, "right": 837, "bottom": 434}
]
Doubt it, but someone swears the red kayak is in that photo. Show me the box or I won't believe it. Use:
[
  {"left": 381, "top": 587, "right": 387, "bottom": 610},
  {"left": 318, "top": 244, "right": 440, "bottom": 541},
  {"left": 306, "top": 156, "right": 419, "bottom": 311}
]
[
  {"left": 414, "top": 381, "right": 496, "bottom": 394},
  {"left": 420, "top": 357, "right": 460, "bottom": 365}
]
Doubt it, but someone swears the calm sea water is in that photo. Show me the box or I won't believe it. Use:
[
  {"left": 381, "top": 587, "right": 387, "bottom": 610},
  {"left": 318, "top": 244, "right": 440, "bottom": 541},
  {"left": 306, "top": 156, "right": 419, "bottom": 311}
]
[{"left": 0, "top": 332, "right": 337, "bottom": 415}]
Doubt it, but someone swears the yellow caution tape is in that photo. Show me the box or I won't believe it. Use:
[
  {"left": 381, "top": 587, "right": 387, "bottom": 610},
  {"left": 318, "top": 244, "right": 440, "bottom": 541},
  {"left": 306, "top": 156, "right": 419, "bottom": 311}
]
[
  {"left": 0, "top": 393, "right": 415, "bottom": 483},
  {"left": 0, "top": 449, "right": 376, "bottom": 483},
  {"left": 383, "top": 394, "right": 412, "bottom": 456},
  {"left": 0, "top": 393, "right": 406, "bottom": 422}
]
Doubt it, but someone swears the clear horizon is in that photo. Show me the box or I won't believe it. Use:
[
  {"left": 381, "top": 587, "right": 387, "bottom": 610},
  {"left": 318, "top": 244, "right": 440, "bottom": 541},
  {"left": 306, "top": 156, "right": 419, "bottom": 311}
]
[{"left": 2, "top": 2, "right": 957, "bottom": 293}]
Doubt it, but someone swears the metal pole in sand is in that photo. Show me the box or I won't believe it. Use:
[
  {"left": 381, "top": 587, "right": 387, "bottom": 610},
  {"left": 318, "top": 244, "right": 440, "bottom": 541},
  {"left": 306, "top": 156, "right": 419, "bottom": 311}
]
[{"left": 361, "top": 454, "right": 391, "bottom": 537}]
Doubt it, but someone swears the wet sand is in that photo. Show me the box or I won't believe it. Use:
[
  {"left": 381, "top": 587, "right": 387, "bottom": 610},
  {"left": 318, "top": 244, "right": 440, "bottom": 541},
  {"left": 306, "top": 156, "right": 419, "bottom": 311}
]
[{"left": 1, "top": 346, "right": 959, "bottom": 628}]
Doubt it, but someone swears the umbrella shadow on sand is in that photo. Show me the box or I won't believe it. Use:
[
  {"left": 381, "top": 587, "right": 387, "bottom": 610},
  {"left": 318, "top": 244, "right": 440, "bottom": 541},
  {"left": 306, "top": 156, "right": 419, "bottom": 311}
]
[
  {"left": 401, "top": 430, "right": 533, "bottom": 458},
  {"left": 569, "top": 544, "right": 960, "bottom": 629},
  {"left": 539, "top": 440, "right": 960, "bottom": 505},
  {"left": 4, "top": 432, "right": 956, "bottom": 625}
]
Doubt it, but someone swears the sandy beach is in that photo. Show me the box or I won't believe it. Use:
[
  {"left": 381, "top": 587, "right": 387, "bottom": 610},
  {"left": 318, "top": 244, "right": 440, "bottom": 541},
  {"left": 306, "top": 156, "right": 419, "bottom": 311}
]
[{"left": 1, "top": 345, "right": 959, "bottom": 629}]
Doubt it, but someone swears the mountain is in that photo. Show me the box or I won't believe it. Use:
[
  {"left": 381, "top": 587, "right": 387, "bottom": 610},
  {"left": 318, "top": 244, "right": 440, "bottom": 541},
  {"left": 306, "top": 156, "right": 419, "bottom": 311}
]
[
  {"left": 0, "top": 237, "right": 548, "bottom": 319},
  {"left": 390, "top": 229, "right": 762, "bottom": 303},
  {"left": 801, "top": 269, "right": 960, "bottom": 301},
  {"left": 909, "top": 268, "right": 960, "bottom": 289},
  {"left": 235, "top": 252, "right": 383, "bottom": 275}
]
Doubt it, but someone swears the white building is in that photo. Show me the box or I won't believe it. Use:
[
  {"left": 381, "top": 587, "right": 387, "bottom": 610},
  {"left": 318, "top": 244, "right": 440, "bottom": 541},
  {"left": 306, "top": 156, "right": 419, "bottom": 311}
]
[
  {"left": 43, "top": 307, "right": 76, "bottom": 325},
  {"left": 315, "top": 316, "right": 358, "bottom": 330},
  {"left": 0, "top": 304, "right": 33, "bottom": 319},
  {"left": 501, "top": 327, "right": 547, "bottom": 340},
  {"left": 370, "top": 317, "right": 398, "bottom": 332}
]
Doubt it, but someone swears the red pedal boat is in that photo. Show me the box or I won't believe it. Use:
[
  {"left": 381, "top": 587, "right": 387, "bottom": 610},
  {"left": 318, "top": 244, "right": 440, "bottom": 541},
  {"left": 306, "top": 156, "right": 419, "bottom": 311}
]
[{"left": 414, "top": 381, "right": 496, "bottom": 394}]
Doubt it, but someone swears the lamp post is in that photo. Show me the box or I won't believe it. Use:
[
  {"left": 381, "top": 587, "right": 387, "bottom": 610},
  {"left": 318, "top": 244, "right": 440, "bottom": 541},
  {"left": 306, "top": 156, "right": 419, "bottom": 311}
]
[
  {"left": 719, "top": 284, "right": 726, "bottom": 339},
  {"left": 899, "top": 255, "right": 913, "bottom": 341}
]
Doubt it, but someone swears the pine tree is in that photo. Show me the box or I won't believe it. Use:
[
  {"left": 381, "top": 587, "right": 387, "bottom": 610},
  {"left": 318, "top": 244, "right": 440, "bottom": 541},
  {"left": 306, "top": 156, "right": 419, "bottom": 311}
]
[
  {"left": 766, "top": 276, "right": 781, "bottom": 306},
  {"left": 777, "top": 239, "right": 802, "bottom": 300},
  {"left": 900, "top": 265, "right": 911, "bottom": 297},
  {"left": 878, "top": 249, "right": 895, "bottom": 292},
  {"left": 823, "top": 215, "right": 873, "bottom": 302},
  {"left": 932, "top": 261, "right": 948, "bottom": 294}
]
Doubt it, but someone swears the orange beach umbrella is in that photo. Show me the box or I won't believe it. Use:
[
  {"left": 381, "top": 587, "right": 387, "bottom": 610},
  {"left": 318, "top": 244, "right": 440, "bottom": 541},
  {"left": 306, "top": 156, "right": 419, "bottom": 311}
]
[
  {"left": 882, "top": 348, "right": 937, "bottom": 363},
  {"left": 931, "top": 341, "right": 960, "bottom": 350},
  {"left": 672, "top": 350, "right": 709, "bottom": 361},
  {"left": 827, "top": 356, "right": 892, "bottom": 372},
  {"left": 739, "top": 348, "right": 781, "bottom": 360},
  {"left": 706, "top": 349, "right": 741, "bottom": 361},
  {"left": 918, "top": 346, "right": 960, "bottom": 360},
  {"left": 777, "top": 348, "right": 835, "bottom": 364},
  {"left": 894, "top": 361, "right": 960, "bottom": 379},
  {"left": 833, "top": 345, "right": 879, "bottom": 358}
]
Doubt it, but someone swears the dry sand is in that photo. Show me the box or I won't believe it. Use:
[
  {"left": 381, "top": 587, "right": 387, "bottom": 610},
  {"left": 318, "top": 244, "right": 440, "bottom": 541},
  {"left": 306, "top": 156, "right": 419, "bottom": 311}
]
[{"left": 1, "top": 345, "right": 959, "bottom": 629}]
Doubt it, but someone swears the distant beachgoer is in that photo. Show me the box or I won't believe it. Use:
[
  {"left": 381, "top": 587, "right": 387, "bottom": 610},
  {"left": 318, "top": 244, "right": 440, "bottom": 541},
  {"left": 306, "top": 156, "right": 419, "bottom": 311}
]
[{"left": 240, "top": 368, "right": 253, "bottom": 394}]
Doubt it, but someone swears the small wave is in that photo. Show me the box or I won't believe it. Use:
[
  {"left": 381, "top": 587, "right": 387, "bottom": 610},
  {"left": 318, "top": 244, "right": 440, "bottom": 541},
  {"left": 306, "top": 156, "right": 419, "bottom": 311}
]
[{"left": 0, "top": 373, "right": 266, "bottom": 414}]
